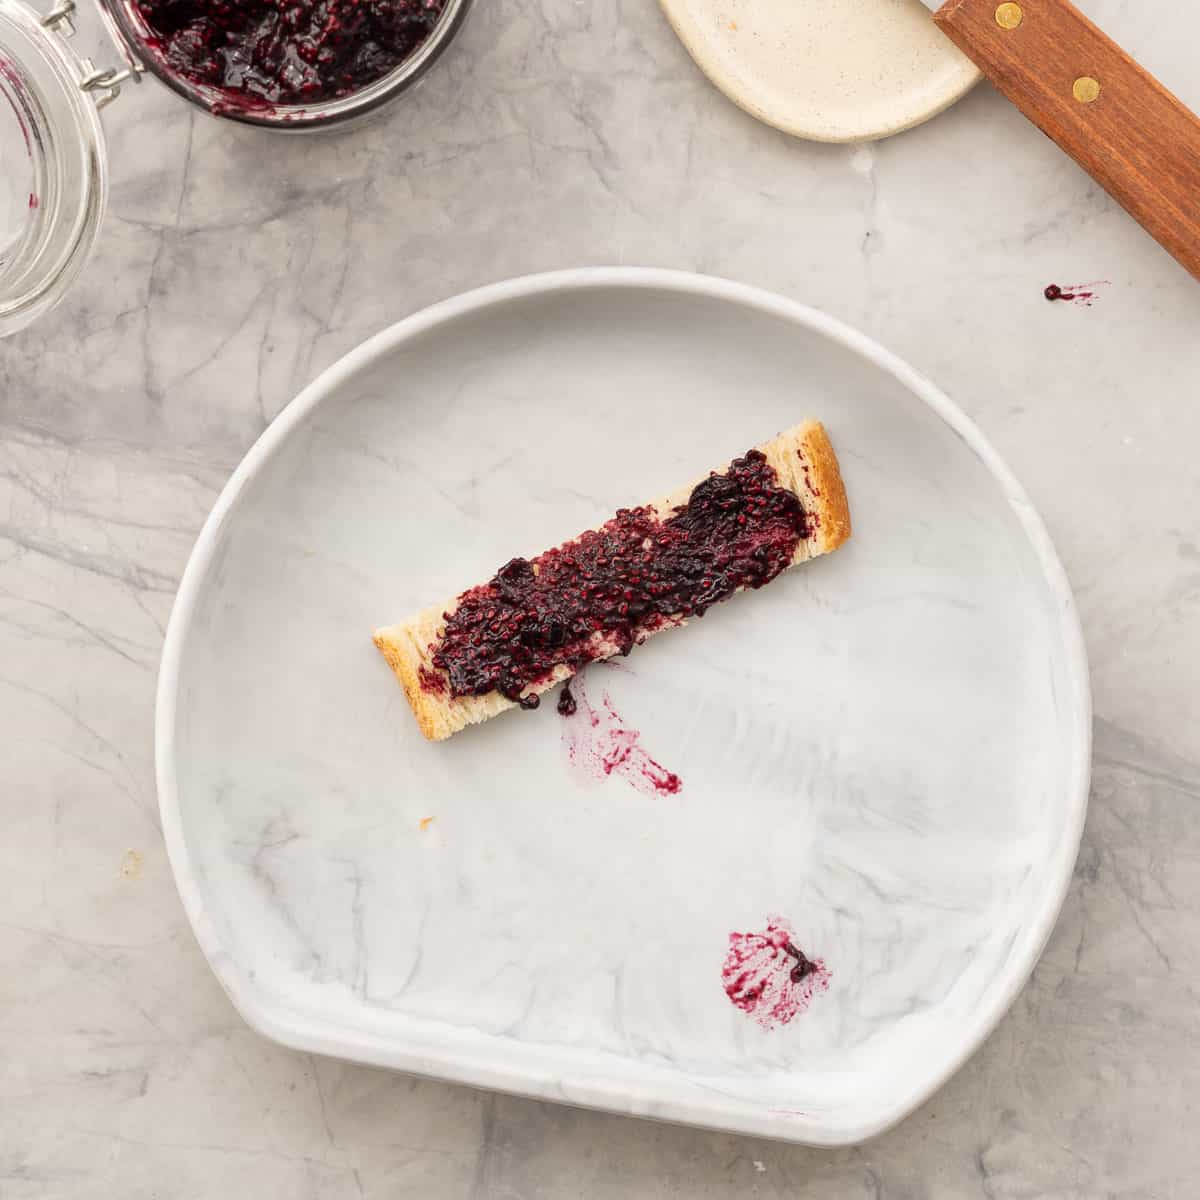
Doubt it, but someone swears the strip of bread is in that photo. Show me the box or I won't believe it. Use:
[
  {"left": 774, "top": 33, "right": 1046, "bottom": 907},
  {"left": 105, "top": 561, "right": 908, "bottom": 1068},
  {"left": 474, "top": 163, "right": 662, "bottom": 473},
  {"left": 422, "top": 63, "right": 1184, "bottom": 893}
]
[{"left": 374, "top": 420, "right": 850, "bottom": 741}]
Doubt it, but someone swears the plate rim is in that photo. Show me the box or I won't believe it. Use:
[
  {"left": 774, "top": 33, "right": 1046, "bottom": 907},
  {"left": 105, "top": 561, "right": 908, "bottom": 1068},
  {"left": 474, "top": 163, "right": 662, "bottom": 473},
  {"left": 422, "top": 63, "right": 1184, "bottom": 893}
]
[
  {"left": 155, "top": 266, "right": 1091, "bottom": 1146},
  {"left": 657, "top": 0, "right": 983, "bottom": 143}
]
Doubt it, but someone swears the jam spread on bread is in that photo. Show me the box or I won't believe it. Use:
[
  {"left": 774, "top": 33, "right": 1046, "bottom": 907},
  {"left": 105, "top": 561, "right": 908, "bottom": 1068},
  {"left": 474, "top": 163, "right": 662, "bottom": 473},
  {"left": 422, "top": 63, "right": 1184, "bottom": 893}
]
[
  {"left": 135, "top": 0, "right": 447, "bottom": 105},
  {"left": 427, "top": 449, "right": 807, "bottom": 707}
]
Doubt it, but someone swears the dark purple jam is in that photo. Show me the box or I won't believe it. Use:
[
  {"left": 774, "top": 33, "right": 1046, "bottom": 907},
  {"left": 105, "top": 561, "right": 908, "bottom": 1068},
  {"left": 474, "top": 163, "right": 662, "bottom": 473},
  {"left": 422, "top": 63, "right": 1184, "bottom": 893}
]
[
  {"left": 785, "top": 941, "right": 815, "bottom": 983},
  {"left": 135, "top": 0, "right": 447, "bottom": 106},
  {"left": 556, "top": 680, "right": 577, "bottom": 717},
  {"left": 427, "top": 449, "right": 808, "bottom": 707},
  {"left": 1044, "top": 282, "right": 1100, "bottom": 303}
]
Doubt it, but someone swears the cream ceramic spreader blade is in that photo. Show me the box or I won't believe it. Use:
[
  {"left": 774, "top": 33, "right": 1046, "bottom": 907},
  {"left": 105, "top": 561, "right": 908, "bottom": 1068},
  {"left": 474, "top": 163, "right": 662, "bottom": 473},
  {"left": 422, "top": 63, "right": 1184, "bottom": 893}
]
[{"left": 920, "top": 0, "right": 1200, "bottom": 280}]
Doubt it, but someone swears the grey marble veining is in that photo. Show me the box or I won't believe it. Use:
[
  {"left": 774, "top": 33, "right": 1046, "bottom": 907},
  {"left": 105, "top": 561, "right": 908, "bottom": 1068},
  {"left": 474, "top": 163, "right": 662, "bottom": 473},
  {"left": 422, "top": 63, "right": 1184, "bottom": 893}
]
[{"left": 2, "top": 0, "right": 1200, "bottom": 1195}]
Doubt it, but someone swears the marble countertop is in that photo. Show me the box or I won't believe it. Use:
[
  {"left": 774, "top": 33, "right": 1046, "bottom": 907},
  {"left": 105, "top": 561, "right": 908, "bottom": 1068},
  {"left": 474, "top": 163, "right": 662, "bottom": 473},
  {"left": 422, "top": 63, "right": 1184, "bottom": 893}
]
[{"left": 4, "top": 0, "right": 1200, "bottom": 1195}]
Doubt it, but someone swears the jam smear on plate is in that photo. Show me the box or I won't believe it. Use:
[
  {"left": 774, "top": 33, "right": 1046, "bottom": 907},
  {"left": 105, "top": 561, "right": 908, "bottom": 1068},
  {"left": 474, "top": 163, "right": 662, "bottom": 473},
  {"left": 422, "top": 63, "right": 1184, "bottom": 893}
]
[
  {"left": 557, "top": 673, "right": 681, "bottom": 797},
  {"left": 556, "top": 679, "right": 577, "bottom": 717},
  {"left": 135, "top": 0, "right": 447, "bottom": 106},
  {"left": 427, "top": 448, "right": 807, "bottom": 708},
  {"left": 722, "top": 916, "right": 829, "bottom": 1030}
]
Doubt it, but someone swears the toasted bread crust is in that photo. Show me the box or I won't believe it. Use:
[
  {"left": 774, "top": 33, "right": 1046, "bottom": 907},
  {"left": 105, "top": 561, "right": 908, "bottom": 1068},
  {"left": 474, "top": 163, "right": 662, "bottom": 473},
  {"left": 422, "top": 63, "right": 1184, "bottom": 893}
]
[
  {"left": 372, "top": 626, "right": 441, "bottom": 741},
  {"left": 375, "top": 421, "right": 851, "bottom": 741},
  {"left": 799, "top": 421, "right": 852, "bottom": 554}
]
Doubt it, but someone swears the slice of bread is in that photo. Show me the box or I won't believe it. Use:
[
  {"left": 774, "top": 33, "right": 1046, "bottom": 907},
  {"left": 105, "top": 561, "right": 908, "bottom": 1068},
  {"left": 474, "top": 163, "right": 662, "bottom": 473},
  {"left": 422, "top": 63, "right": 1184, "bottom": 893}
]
[{"left": 374, "top": 420, "right": 850, "bottom": 741}]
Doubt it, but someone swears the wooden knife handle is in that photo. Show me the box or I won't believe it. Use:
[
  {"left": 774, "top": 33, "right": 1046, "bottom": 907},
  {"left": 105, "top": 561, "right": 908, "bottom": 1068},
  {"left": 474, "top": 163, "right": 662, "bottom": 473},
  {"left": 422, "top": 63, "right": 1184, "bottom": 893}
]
[{"left": 933, "top": 0, "right": 1200, "bottom": 280}]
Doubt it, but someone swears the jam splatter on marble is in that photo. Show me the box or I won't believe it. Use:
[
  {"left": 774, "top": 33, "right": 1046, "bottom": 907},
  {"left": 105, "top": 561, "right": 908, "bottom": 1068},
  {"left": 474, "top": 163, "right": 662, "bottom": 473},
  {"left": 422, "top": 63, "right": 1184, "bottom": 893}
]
[
  {"left": 558, "top": 674, "right": 681, "bottom": 797},
  {"left": 1043, "top": 281, "right": 1109, "bottom": 307},
  {"left": 722, "top": 915, "right": 828, "bottom": 1029}
]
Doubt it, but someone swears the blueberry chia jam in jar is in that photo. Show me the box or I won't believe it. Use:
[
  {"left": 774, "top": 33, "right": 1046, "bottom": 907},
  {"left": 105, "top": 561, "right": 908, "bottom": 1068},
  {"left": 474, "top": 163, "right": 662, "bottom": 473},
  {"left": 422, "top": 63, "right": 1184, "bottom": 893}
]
[
  {"left": 133, "top": 0, "right": 448, "bottom": 107},
  {"left": 97, "top": 0, "right": 471, "bottom": 127}
]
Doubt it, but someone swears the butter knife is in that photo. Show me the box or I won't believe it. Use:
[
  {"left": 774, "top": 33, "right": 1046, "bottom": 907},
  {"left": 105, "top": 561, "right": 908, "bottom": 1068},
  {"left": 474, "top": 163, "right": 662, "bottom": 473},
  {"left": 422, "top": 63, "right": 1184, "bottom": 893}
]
[{"left": 921, "top": 0, "right": 1200, "bottom": 279}]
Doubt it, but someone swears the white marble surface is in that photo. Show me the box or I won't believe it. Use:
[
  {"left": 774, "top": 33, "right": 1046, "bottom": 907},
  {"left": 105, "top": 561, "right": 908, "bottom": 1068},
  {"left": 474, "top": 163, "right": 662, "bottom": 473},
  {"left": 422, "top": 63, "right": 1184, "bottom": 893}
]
[{"left": 2, "top": 0, "right": 1200, "bottom": 1194}]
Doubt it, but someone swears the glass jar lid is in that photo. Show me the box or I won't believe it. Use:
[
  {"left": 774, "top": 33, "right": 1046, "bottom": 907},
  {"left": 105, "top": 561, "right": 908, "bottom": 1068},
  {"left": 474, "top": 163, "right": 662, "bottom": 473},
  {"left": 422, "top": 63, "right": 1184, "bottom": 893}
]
[{"left": 0, "top": 0, "right": 109, "bottom": 335}]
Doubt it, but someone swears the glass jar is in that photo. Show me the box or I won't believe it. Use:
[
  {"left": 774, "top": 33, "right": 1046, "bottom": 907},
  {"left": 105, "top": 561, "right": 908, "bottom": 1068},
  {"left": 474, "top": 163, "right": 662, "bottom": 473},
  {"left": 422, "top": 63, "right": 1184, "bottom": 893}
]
[{"left": 0, "top": 0, "right": 472, "bottom": 336}]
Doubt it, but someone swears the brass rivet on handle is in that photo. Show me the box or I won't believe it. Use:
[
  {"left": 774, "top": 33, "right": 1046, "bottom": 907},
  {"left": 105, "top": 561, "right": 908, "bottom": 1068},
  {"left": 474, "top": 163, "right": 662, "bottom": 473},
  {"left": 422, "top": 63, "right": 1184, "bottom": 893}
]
[
  {"left": 995, "top": 3, "right": 1023, "bottom": 29},
  {"left": 1073, "top": 76, "right": 1101, "bottom": 103}
]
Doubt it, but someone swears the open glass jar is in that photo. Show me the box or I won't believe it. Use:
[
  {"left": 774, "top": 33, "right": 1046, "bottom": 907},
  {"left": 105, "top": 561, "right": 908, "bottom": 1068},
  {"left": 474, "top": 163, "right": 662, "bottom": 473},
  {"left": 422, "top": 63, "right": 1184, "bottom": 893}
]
[{"left": 0, "top": 0, "right": 471, "bottom": 335}]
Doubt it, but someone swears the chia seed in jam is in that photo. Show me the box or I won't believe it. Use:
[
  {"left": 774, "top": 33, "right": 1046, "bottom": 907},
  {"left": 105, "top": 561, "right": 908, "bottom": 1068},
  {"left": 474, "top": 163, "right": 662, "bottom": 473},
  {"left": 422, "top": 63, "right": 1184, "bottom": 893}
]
[
  {"left": 134, "top": 0, "right": 448, "bottom": 106},
  {"left": 426, "top": 449, "right": 808, "bottom": 707}
]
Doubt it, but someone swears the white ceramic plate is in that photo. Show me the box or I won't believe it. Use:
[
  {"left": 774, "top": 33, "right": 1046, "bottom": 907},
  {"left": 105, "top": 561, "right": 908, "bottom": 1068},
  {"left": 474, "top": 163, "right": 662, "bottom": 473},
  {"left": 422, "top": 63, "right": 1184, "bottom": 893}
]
[
  {"left": 659, "top": 0, "right": 981, "bottom": 143},
  {"left": 157, "top": 269, "right": 1090, "bottom": 1146}
]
